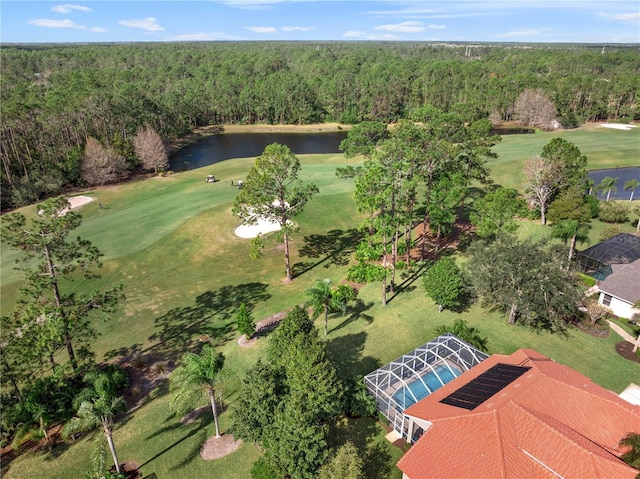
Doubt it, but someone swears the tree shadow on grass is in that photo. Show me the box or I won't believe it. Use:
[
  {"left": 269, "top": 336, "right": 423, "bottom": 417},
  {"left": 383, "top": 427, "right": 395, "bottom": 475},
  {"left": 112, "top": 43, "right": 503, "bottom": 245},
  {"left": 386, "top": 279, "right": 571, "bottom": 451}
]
[
  {"left": 147, "top": 282, "right": 270, "bottom": 361},
  {"left": 386, "top": 261, "right": 429, "bottom": 305},
  {"left": 327, "top": 332, "right": 380, "bottom": 382},
  {"left": 292, "top": 228, "right": 362, "bottom": 278},
  {"left": 139, "top": 412, "right": 209, "bottom": 472},
  {"left": 330, "top": 299, "right": 374, "bottom": 334}
]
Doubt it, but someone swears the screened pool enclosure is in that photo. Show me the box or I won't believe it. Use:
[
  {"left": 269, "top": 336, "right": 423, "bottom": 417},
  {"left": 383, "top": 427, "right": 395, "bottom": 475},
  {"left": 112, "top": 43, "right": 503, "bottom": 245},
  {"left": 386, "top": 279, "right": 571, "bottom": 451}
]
[{"left": 364, "top": 333, "right": 488, "bottom": 438}]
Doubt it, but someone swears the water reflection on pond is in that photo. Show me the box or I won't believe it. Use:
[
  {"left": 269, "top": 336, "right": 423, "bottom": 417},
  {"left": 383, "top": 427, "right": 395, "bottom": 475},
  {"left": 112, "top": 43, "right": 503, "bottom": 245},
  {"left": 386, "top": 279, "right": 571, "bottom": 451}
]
[
  {"left": 588, "top": 167, "right": 640, "bottom": 201},
  {"left": 169, "top": 132, "right": 347, "bottom": 171}
]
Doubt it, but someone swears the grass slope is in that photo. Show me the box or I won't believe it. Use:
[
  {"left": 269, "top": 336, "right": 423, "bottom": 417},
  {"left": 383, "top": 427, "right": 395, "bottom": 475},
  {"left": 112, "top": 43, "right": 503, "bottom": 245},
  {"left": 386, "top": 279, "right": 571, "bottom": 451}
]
[{"left": 1, "top": 126, "right": 639, "bottom": 479}]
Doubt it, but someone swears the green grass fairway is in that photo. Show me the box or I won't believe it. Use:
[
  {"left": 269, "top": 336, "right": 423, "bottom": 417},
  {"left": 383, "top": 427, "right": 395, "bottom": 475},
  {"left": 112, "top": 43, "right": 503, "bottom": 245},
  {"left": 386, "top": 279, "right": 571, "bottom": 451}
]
[
  {"left": 1, "top": 125, "right": 639, "bottom": 479},
  {"left": 489, "top": 124, "right": 640, "bottom": 192}
]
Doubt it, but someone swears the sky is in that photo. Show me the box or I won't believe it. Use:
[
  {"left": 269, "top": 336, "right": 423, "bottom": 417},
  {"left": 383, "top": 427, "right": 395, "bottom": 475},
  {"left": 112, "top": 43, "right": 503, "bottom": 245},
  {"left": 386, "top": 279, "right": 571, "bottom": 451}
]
[{"left": 1, "top": 1, "right": 639, "bottom": 44}]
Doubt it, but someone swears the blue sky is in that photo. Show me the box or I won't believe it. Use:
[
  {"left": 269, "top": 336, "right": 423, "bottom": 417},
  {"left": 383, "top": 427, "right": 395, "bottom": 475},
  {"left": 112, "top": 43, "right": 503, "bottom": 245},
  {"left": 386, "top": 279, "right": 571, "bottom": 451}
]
[{"left": 1, "top": 1, "right": 639, "bottom": 44}]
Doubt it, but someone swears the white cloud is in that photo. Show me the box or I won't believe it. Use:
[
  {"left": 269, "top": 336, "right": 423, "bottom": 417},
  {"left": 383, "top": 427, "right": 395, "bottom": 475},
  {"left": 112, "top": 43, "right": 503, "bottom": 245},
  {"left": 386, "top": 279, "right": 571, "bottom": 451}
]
[
  {"left": 611, "top": 12, "right": 640, "bottom": 22},
  {"left": 171, "top": 32, "right": 244, "bottom": 41},
  {"left": 244, "top": 26, "right": 277, "bottom": 33},
  {"left": 428, "top": 23, "right": 446, "bottom": 30},
  {"left": 343, "top": 30, "right": 366, "bottom": 38},
  {"left": 119, "top": 17, "right": 164, "bottom": 32},
  {"left": 375, "top": 21, "right": 424, "bottom": 33},
  {"left": 28, "top": 18, "right": 106, "bottom": 32},
  {"left": 51, "top": 4, "right": 91, "bottom": 14},
  {"left": 281, "top": 26, "right": 314, "bottom": 32},
  {"left": 367, "top": 6, "right": 487, "bottom": 20},
  {"left": 496, "top": 28, "right": 551, "bottom": 38}
]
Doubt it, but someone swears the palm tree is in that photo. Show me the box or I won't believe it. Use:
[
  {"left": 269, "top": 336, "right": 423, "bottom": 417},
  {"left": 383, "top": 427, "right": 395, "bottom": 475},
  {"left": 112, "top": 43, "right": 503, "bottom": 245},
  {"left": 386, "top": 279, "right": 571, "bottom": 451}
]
[
  {"left": 624, "top": 178, "right": 639, "bottom": 202},
  {"left": 434, "top": 319, "right": 488, "bottom": 352},
  {"left": 550, "top": 219, "right": 590, "bottom": 266},
  {"left": 305, "top": 278, "right": 355, "bottom": 336},
  {"left": 596, "top": 176, "right": 618, "bottom": 201},
  {"left": 170, "top": 346, "right": 226, "bottom": 438},
  {"left": 62, "top": 390, "right": 126, "bottom": 474},
  {"left": 584, "top": 177, "right": 594, "bottom": 196},
  {"left": 11, "top": 400, "right": 54, "bottom": 451}
]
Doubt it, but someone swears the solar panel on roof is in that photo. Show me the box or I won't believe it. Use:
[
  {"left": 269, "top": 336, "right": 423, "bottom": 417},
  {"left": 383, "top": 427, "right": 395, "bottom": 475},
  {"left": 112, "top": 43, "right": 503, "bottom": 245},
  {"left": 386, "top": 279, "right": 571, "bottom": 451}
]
[{"left": 440, "top": 363, "right": 530, "bottom": 410}]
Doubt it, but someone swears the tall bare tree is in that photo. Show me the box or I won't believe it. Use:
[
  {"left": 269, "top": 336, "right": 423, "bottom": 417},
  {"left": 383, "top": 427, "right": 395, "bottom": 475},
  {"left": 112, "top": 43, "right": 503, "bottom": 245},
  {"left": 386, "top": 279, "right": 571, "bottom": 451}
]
[
  {"left": 81, "top": 137, "right": 129, "bottom": 186},
  {"left": 133, "top": 125, "right": 168, "bottom": 174},
  {"left": 514, "top": 88, "right": 557, "bottom": 130},
  {"left": 525, "top": 156, "right": 558, "bottom": 225}
]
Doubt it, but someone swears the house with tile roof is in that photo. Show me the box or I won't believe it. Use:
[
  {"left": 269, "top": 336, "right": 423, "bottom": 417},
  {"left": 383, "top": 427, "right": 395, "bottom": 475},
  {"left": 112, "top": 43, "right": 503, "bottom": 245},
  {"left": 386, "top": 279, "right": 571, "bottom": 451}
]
[
  {"left": 598, "top": 258, "right": 640, "bottom": 320},
  {"left": 397, "top": 349, "right": 640, "bottom": 479}
]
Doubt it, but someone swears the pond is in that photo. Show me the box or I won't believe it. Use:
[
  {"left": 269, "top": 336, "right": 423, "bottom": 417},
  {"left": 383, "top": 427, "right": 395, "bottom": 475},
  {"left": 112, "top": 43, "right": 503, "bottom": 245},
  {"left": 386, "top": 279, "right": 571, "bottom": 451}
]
[
  {"left": 169, "top": 127, "right": 536, "bottom": 172},
  {"left": 169, "top": 132, "right": 347, "bottom": 172},
  {"left": 588, "top": 167, "right": 640, "bottom": 201}
]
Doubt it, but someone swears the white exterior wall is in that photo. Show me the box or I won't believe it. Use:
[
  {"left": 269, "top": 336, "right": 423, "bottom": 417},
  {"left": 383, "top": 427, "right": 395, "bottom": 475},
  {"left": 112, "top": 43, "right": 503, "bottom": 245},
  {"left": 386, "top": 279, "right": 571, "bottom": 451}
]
[{"left": 598, "top": 292, "right": 637, "bottom": 319}]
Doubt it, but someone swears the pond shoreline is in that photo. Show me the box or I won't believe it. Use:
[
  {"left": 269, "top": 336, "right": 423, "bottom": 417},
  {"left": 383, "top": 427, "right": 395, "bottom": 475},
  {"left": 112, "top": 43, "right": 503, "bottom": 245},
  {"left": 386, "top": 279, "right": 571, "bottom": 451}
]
[{"left": 167, "top": 123, "right": 349, "bottom": 155}]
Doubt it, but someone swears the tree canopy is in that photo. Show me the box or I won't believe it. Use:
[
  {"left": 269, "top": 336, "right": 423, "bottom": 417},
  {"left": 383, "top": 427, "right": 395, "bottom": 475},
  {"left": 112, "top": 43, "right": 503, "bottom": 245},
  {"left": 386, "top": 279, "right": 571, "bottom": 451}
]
[
  {"left": 1, "top": 196, "right": 124, "bottom": 372},
  {"left": 466, "top": 237, "right": 580, "bottom": 332},
  {"left": 3, "top": 42, "right": 638, "bottom": 210}
]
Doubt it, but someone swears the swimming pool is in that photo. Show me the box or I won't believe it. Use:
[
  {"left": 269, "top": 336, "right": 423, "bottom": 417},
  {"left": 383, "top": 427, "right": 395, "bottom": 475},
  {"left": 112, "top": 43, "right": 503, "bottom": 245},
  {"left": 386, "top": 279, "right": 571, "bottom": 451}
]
[{"left": 392, "top": 364, "right": 462, "bottom": 411}]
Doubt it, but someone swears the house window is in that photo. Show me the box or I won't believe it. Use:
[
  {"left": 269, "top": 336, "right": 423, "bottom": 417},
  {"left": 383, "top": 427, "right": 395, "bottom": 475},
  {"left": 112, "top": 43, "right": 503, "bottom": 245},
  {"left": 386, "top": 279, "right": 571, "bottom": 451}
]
[{"left": 602, "top": 294, "right": 612, "bottom": 307}]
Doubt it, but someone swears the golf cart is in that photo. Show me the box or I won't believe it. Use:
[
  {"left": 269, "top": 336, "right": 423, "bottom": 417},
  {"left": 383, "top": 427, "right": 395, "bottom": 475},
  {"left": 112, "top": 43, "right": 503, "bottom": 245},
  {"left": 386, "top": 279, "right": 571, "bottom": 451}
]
[{"left": 206, "top": 175, "right": 216, "bottom": 183}]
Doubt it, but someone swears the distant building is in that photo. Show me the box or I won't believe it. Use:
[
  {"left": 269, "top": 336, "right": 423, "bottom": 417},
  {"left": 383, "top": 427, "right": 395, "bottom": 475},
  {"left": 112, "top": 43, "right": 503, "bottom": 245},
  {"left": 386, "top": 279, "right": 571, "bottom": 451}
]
[
  {"left": 598, "top": 259, "right": 640, "bottom": 320},
  {"left": 397, "top": 349, "right": 640, "bottom": 479}
]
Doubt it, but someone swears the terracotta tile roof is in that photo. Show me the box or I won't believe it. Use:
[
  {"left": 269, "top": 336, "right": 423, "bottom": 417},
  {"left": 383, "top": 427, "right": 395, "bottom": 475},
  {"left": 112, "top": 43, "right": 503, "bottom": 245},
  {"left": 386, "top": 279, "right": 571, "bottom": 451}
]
[{"left": 397, "top": 349, "right": 640, "bottom": 479}]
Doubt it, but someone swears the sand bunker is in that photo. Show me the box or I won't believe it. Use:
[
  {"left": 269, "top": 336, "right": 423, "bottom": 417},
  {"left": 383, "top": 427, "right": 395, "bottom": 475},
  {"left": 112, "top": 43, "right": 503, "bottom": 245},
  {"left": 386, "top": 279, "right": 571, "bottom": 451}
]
[
  {"left": 598, "top": 123, "right": 637, "bottom": 131},
  {"left": 59, "top": 196, "right": 94, "bottom": 215},
  {"left": 38, "top": 196, "right": 94, "bottom": 216},
  {"left": 234, "top": 200, "right": 291, "bottom": 239},
  {"left": 234, "top": 217, "right": 283, "bottom": 238}
]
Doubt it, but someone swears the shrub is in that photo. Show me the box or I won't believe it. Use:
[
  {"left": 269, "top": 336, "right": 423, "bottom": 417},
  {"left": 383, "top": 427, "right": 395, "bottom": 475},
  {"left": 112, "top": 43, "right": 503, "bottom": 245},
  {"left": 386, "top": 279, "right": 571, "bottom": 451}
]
[
  {"left": 236, "top": 303, "right": 256, "bottom": 338},
  {"left": 583, "top": 195, "right": 599, "bottom": 217},
  {"left": 346, "top": 263, "right": 385, "bottom": 283},
  {"left": 599, "top": 201, "right": 628, "bottom": 223},
  {"left": 132, "top": 354, "right": 146, "bottom": 369},
  {"left": 601, "top": 224, "right": 623, "bottom": 241},
  {"left": 354, "top": 242, "right": 382, "bottom": 262},
  {"left": 343, "top": 376, "right": 377, "bottom": 418},
  {"left": 577, "top": 273, "right": 596, "bottom": 288}
]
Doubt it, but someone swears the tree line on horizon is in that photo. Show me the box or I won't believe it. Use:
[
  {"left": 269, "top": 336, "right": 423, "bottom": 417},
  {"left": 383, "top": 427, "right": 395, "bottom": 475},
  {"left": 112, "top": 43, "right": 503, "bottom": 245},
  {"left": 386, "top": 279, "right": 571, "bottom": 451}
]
[{"left": 1, "top": 41, "right": 639, "bottom": 210}]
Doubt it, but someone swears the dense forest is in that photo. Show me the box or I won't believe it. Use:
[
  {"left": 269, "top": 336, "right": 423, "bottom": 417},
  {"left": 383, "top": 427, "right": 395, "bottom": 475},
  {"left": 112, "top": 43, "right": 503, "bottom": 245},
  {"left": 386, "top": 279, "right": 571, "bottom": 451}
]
[{"left": 1, "top": 41, "right": 639, "bottom": 210}]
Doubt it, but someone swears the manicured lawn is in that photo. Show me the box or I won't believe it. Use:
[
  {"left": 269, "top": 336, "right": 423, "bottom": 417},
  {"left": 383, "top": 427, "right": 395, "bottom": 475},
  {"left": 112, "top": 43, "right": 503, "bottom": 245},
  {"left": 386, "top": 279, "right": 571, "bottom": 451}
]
[{"left": 1, "top": 125, "right": 638, "bottom": 479}]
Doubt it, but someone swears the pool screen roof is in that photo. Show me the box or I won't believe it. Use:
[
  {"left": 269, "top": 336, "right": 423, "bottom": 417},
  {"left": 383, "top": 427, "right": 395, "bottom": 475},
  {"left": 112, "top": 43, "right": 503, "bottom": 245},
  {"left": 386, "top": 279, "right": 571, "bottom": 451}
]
[
  {"left": 577, "top": 233, "right": 640, "bottom": 266},
  {"left": 363, "top": 333, "right": 489, "bottom": 433},
  {"left": 439, "top": 363, "right": 530, "bottom": 410}
]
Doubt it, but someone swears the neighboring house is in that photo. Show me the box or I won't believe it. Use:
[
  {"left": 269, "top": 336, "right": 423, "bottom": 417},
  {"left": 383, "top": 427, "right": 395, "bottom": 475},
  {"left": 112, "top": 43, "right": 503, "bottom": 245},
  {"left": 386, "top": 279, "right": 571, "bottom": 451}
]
[
  {"left": 598, "top": 259, "right": 640, "bottom": 320},
  {"left": 397, "top": 349, "right": 640, "bottom": 479},
  {"left": 577, "top": 233, "right": 640, "bottom": 280}
]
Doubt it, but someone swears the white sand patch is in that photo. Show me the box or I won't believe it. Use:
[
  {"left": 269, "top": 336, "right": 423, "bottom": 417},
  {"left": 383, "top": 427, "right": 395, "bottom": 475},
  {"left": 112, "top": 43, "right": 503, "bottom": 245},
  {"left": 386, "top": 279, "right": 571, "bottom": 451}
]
[
  {"left": 234, "top": 200, "right": 291, "bottom": 239},
  {"left": 598, "top": 123, "right": 638, "bottom": 130},
  {"left": 234, "top": 217, "right": 283, "bottom": 238},
  {"left": 68, "top": 196, "right": 94, "bottom": 209},
  {"left": 38, "top": 196, "right": 94, "bottom": 216},
  {"left": 59, "top": 196, "right": 94, "bottom": 215}
]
